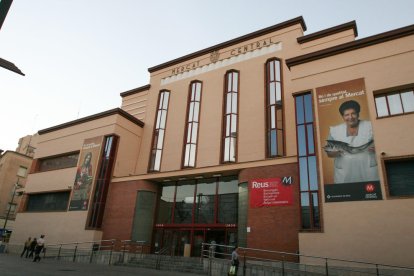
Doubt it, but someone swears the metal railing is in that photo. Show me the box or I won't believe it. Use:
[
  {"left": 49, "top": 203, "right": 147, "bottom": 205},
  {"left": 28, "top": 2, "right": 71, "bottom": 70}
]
[
  {"left": 44, "top": 239, "right": 152, "bottom": 265},
  {"left": 119, "top": 240, "right": 148, "bottom": 263},
  {"left": 201, "top": 243, "right": 414, "bottom": 276},
  {"left": 155, "top": 245, "right": 172, "bottom": 270},
  {"left": 45, "top": 239, "right": 116, "bottom": 265}
]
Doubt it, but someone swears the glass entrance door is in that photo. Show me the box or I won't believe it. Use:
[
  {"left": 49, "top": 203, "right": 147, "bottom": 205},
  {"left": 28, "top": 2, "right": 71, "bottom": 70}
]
[{"left": 154, "top": 228, "right": 236, "bottom": 257}]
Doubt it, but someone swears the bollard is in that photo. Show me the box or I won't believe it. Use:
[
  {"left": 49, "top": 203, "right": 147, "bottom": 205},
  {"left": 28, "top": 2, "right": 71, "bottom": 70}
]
[
  {"left": 57, "top": 245, "right": 62, "bottom": 260},
  {"left": 73, "top": 244, "right": 78, "bottom": 262}
]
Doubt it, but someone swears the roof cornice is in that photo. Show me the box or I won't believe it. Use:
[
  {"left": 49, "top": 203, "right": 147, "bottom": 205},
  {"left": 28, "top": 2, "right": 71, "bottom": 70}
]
[
  {"left": 0, "top": 57, "right": 25, "bottom": 76},
  {"left": 286, "top": 24, "right": 414, "bottom": 68},
  {"left": 297, "top": 21, "right": 357, "bottom": 44},
  {"left": 120, "top": 84, "right": 151, "bottom": 97},
  {"left": 38, "top": 108, "right": 144, "bottom": 135},
  {"left": 0, "top": 150, "right": 33, "bottom": 159},
  {"left": 148, "top": 16, "right": 306, "bottom": 73}
]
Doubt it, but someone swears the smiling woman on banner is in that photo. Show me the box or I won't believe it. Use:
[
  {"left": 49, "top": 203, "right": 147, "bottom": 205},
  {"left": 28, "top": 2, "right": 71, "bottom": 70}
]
[{"left": 324, "top": 100, "right": 379, "bottom": 184}]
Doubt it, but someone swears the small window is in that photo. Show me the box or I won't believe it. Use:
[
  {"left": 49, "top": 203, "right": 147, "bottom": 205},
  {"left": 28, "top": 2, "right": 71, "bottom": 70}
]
[
  {"left": 26, "top": 192, "right": 70, "bottom": 212},
  {"left": 375, "top": 88, "right": 414, "bottom": 118},
  {"left": 385, "top": 158, "right": 414, "bottom": 197},
  {"left": 38, "top": 152, "right": 79, "bottom": 172},
  {"left": 17, "top": 166, "right": 28, "bottom": 178}
]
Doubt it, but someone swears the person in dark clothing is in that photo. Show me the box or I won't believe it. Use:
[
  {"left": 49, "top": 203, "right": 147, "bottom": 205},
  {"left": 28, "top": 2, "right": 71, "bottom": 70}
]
[
  {"left": 27, "top": 238, "right": 37, "bottom": 258},
  {"left": 230, "top": 246, "right": 240, "bottom": 275},
  {"left": 33, "top": 235, "right": 45, "bottom": 262},
  {"left": 20, "top": 237, "right": 31, "bottom": 258}
]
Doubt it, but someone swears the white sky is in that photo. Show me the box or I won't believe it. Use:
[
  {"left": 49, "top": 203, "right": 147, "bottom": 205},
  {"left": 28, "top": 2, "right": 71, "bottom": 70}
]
[{"left": 1, "top": 0, "right": 413, "bottom": 151}]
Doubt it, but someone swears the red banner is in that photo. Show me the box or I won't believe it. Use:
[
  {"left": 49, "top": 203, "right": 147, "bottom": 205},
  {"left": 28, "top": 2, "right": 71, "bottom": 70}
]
[{"left": 249, "top": 177, "right": 293, "bottom": 208}]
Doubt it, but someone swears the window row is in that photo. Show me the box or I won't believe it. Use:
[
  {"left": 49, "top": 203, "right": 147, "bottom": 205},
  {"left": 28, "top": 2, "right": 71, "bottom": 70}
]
[
  {"left": 149, "top": 58, "right": 284, "bottom": 172},
  {"left": 36, "top": 152, "right": 79, "bottom": 172},
  {"left": 157, "top": 176, "right": 238, "bottom": 225},
  {"left": 375, "top": 88, "right": 414, "bottom": 117}
]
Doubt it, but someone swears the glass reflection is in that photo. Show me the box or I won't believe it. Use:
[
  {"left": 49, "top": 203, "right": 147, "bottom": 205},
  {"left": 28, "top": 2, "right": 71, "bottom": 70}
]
[
  {"left": 157, "top": 176, "right": 239, "bottom": 225},
  {"left": 375, "top": 96, "right": 388, "bottom": 117},
  {"left": 195, "top": 179, "right": 216, "bottom": 224},
  {"left": 401, "top": 91, "right": 414, "bottom": 113},
  {"left": 308, "top": 156, "right": 318, "bottom": 190},
  {"left": 299, "top": 157, "right": 309, "bottom": 192},
  {"left": 218, "top": 176, "right": 238, "bottom": 224},
  {"left": 295, "top": 96, "right": 304, "bottom": 124},
  {"left": 174, "top": 181, "right": 196, "bottom": 224},
  {"left": 307, "top": 124, "right": 315, "bottom": 155},
  {"left": 388, "top": 94, "right": 403, "bottom": 115},
  {"left": 304, "top": 94, "right": 313, "bottom": 123},
  {"left": 297, "top": 125, "right": 306, "bottom": 157},
  {"left": 157, "top": 185, "right": 175, "bottom": 224}
]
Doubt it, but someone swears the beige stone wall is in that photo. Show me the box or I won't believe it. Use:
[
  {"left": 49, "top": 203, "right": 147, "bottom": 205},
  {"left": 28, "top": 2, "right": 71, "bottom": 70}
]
[
  {"left": 299, "top": 28, "right": 356, "bottom": 53},
  {"left": 0, "top": 152, "right": 32, "bottom": 224},
  {"left": 300, "top": 200, "right": 414, "bottom": 267},
  {"left": 133, "top": 24, "right": 307, "bottom": 175},
  {"left": 11, "top": 113, "right": 143, "bottom": 244},
  {"left": 10, "top": 212, "right": 102, "bottom": 245},
  {"left": 121, "top": 90, "right": 149, "bottom": 122},
  {"left": 290, "top": 35, "right": 414, "bottom": 267}
]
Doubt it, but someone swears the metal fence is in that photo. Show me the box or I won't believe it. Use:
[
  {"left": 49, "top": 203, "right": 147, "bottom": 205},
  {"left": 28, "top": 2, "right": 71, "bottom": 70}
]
[{"left": 201, "top": 243, "right": 414, "bottom": 276}]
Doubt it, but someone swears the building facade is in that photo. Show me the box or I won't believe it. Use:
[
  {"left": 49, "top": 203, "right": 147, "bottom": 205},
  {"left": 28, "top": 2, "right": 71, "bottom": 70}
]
[
  {"left": 0, "top": 150, "right": 32, "bottom": 240},
  {"left": 10, "top": 17, "right": 414, "bottom": 267}
]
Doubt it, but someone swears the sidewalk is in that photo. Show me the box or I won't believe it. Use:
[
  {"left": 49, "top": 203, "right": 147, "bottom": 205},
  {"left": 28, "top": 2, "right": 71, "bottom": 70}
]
[{"left": 0, "top": 253, "right": 204, "bottom": 276}]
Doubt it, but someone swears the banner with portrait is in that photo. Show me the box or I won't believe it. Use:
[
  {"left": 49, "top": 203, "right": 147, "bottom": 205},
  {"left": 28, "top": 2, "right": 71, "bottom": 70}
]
[
  {"left": 316, "top": 78, "right": 382, "bottom": 202},
  {"left": 68, "top": 136, "right": 103, "bottom": 211}
]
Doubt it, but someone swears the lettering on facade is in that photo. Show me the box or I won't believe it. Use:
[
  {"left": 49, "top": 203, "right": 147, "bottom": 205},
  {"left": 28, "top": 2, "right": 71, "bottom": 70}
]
[
  {"left": 250, "top": 177, "right": 294, "bottom": 207},
  {"left": 229, "top": 37, "right": 275, "bottom": 56},
  {"left": 170, "top": 36, "right": 277, "bottom": 77},
  {"left": 171, "top": 60, "right": 201, "bottom": 75}
]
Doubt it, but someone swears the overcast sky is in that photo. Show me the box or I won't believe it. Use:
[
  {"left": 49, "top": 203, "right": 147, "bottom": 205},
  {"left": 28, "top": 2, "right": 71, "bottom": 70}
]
[{"left": 1, "top": 0, "right": 413, "bottom": 152}]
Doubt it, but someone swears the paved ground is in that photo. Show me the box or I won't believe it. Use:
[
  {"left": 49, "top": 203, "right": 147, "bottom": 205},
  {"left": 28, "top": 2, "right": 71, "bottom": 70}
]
[{"left": 0, "top": 253, "right": 203, "bottom": 276}]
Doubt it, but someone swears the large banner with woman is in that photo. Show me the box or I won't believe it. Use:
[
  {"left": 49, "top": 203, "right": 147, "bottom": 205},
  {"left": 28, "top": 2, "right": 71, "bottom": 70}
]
[
  {"left": 69, "top": 136, "right": 103, "bottom": 211},
  {"left": 316, "top": 78, "right": 382, "bottom": 202}
]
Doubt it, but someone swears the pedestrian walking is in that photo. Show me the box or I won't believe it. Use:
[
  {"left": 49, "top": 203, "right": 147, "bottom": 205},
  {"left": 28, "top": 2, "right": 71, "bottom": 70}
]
[
  {"left": 27, "top": 238, "right": 37, "bottom": 258},
  {"left": 33, "top": 235, "right": 45, "bottom": 262},
  {"left": 20, "top": 237, "right": 31, "bottom": 258}
]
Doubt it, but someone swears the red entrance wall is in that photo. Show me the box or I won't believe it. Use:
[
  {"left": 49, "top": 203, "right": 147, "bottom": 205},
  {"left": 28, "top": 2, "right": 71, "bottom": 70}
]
[
  {"left": 239, "top": 162, "right": 300, "bottom": 257},
  {"left": 101, "top": 180, "right": 158, "bottom": 241}
]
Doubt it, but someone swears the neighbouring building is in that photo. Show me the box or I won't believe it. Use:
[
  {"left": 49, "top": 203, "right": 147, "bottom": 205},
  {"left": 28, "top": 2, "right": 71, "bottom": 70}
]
[
  {"left": 0, "top": 150, "right": 32, "bottom": 240},
  {"left": 10, "top": 17, "right": 414, "bottom": 267},
  {"left": 15, "top": 134, "right": 38, "bottom": 158}
]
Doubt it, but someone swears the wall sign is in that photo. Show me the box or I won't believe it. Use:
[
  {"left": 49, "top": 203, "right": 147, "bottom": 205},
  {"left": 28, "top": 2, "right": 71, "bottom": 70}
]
[
  {"left": 68, "top": 136, "right": 103, "bottom": 211},
  {"left": 249, "top": 177, "right": 293, "bottom": 208},
  {"left": 316, "top": 78, "right": 382, "bottom": 202}
]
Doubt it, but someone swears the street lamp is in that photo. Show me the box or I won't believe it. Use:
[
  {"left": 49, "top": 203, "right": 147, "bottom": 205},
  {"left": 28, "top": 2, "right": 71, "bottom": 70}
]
[{"left": 2, "top": 177, "right": 23, "bottom": 242}]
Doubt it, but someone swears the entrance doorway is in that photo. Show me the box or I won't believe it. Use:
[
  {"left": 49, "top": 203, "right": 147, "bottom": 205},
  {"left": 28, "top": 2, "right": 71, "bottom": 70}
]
[{"left": 154, "top": 227, "right": 237, "bottom": 257}]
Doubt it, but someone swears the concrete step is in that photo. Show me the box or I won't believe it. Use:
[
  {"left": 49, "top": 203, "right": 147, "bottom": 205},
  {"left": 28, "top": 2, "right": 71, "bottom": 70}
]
[{"left": 118, "top": 255, "right": 206, "bottom": 275}]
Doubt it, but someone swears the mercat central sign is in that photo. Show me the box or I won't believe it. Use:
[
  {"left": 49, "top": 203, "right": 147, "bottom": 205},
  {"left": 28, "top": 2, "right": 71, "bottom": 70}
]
[{"left": 170, "top": 36, "right": 278, "bottom": 76}]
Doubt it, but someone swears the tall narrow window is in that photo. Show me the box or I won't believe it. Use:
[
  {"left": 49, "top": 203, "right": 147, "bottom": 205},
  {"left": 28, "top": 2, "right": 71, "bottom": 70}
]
[
  {"left": 88, "top": 135, "right": 118, "bottom": 228},
  {"left": 183, "top": 81, "right": 202, "bottom": 168},
  {"left": 149, "top": 90, "right": 170, "bottom": 172},
  {"left": 222, "top": 70, "right": 239, "bottom": 163},
  {"left": 295, "top": 93, "right": 320, "bottom": 230},
  {"left": 266, "top": 58, "right": 284, "bottom": 157}
]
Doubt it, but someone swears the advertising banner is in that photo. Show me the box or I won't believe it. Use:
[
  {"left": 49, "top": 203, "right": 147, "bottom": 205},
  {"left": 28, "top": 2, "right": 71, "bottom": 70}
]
[
  {"left": 249, "top": 177, "right": 293, "bottom": 208},
  {"left": 68, "top": 136, "right": 103, "bottom": 211},
  {"left": 316, "top": 78, "right": 382, "bottom": 202}
]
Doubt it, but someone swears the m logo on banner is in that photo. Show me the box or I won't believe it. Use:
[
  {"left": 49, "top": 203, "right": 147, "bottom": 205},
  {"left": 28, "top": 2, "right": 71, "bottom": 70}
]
[{"left": 282, "top": 176, "right": 292, "bottom": 184}]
